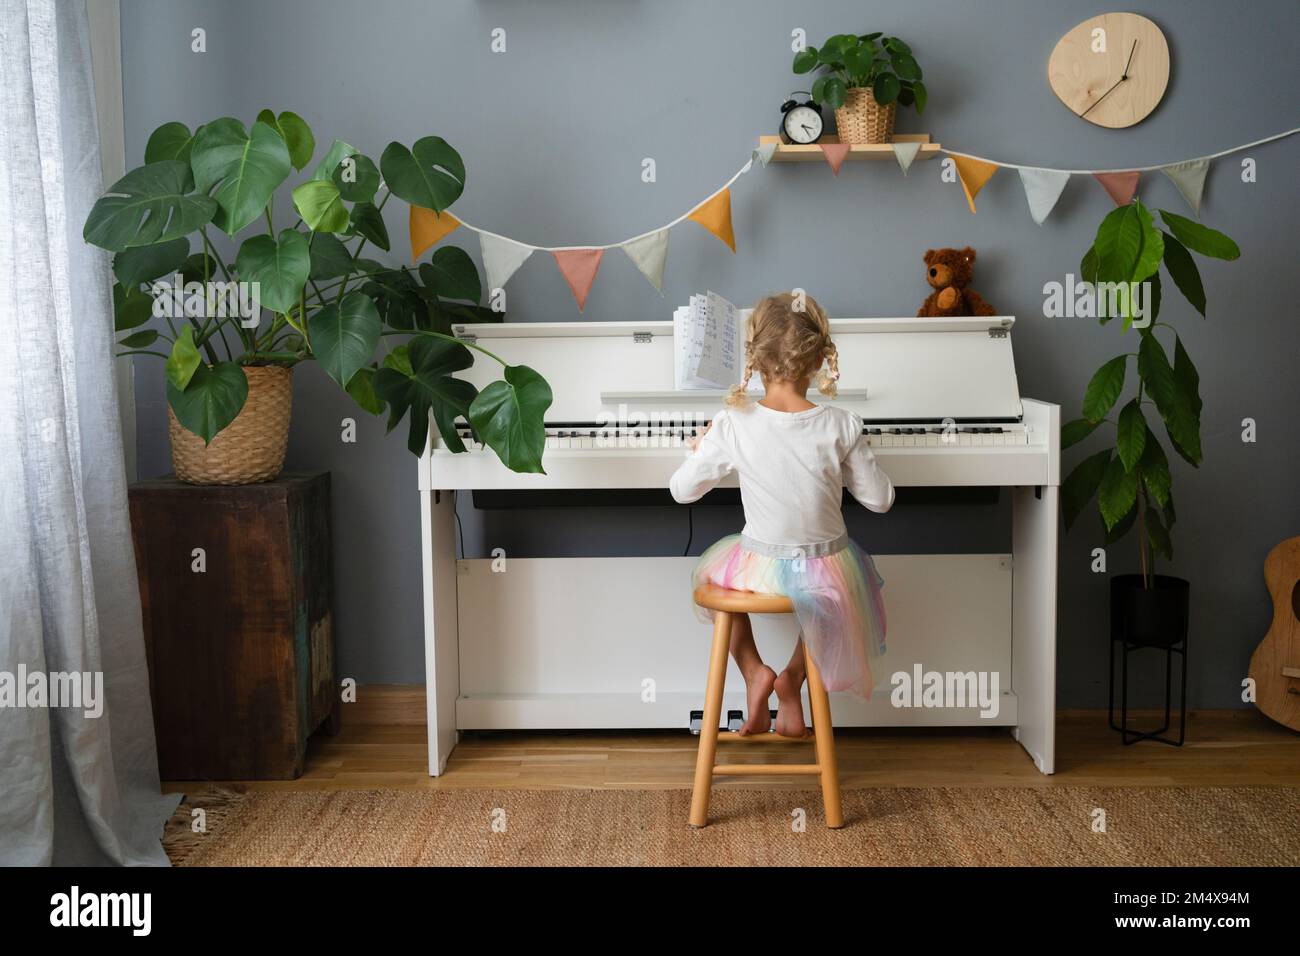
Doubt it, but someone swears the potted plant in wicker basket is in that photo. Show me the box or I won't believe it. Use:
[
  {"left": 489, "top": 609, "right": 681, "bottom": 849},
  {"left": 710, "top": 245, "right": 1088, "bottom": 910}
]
[
  {"left": 793, "top": 33, "right": 926, "bottom": 144},
  {"left": 1061, "top": 199, "right": 1240, "bottom": 647},
  {"left": 85, "top": 111, "right": 552, "bottom": 484}
]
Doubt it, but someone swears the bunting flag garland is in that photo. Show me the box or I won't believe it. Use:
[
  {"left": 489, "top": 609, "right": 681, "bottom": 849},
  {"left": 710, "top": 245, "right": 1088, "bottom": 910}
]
[
  {"left": 1017, "top": 167, "right": 1071, "bottom": 225},
  {"left": 687, "top": 188, "right": 736, "bottom": 252},
  {"left": 1161, "top": 159, "right": 1210, "bottom": 216},
  {"left": 1093, "top": 171, "right": 1141, "bottom": 207},
  {"left": 398, "top": 128, "right": 1295, "bottom": 311},
  {"left": 409, "top": 207, "right": 460, "bottom": 261},
  {"left": 819, "top": 143, "right": 851, "bottom": 176},
  {"left": 891, "top": 141, "right": 922, "bottom": 175},
  {"left": 621, "top": 229, "right": 670, "bottom": 293},
  {"left": 479, "top": 232, "right": 535, "bottom": 293},
  {"left": 951, "top": 155, "right": 998, "bottom": 214},
  {"left": 553, "top": 249, "right": 604, "bottom": 311},
  {"left": 940, "top": 128, "right": 1296, "bottom": 221}
]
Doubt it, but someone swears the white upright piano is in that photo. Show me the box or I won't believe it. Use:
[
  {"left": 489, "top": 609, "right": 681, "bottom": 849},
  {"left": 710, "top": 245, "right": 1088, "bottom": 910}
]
[{"left": 418, "top": 316, "right": 1060, "bottom": 775}]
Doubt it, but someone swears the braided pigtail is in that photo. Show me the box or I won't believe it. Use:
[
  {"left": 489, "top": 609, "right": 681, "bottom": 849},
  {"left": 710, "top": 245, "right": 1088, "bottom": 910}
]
[
  {"left": 725, "top": 360, "right": 754, "bottom": 408},
  {"left": 816, "top": 343, "right": 840, "bottom": 399}
]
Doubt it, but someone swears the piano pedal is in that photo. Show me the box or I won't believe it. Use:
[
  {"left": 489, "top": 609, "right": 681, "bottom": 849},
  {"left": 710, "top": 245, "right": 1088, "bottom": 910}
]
[
  {"left": 726, "top": 710, "right": 744, "bottom": 733},
  {"left": 689, "top": 710, "right": 703, "bottom": 735},
  {"left": 769, "top": 708, "right": 778, "bottom": 731}
]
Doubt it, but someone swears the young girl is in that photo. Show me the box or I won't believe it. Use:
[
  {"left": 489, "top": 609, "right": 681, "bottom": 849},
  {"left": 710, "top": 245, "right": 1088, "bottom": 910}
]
[{"left": 669, "top": 292, "right": 894, "bottom": 737}]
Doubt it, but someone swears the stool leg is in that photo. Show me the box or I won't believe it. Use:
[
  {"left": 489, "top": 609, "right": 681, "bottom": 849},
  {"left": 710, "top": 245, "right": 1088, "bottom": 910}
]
[
  {"left": 689, "top": 610, "right": 731, "bottom": 828},
  {"left": 803, "top": 643, "right": 844, "bottom": 829}
]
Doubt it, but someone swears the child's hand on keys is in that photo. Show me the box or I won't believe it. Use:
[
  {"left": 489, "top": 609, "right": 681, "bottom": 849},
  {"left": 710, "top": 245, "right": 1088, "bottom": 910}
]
[{"left": 688, "top": 419, "right": 713, "bottom": 452}]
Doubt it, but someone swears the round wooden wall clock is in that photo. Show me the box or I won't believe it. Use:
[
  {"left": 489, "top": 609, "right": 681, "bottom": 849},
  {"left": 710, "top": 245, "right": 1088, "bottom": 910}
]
[{"left": 1048, "top": 12, "right": 1170, "bottom": 128}]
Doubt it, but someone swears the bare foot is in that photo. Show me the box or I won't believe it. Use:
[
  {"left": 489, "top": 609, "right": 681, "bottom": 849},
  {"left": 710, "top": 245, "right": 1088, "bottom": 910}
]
[
  {"left": 738, "top": 665, "right": 776, "bottom": 735},
  {"left": 773, "top": 668, "right": 810, "bottom": 738}
]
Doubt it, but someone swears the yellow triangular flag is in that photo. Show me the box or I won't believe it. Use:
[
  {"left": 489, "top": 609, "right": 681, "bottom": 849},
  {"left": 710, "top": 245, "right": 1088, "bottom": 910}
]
[
  {"left": 687, "top": 188, "right": 736, "bottom": 252},
  {"left": 951, "top": 155, "right": 998, "bottom": 214},
  {"left": 409, "top": 206, "right": 461, "bottom": 262}
]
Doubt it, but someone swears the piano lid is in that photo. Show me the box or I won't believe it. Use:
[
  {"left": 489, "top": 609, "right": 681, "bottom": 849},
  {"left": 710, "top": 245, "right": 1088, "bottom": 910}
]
[{"left": 449, "top": 316, "right": 1023, "bottom": 422}]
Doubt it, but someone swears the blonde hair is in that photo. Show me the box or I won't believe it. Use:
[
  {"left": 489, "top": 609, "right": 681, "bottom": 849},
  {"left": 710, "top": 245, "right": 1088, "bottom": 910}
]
[{"left": 725, "top": 292, "right": 839, "bottom": 408}]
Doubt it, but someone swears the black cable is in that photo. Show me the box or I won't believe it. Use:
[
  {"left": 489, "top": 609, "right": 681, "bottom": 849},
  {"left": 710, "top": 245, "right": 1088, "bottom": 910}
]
[
  {"left": 683, "top": 505, "right": 694, "bottom": 556},
  {"left": 453, "top": 490, "right": 465, "bottom": 560}
]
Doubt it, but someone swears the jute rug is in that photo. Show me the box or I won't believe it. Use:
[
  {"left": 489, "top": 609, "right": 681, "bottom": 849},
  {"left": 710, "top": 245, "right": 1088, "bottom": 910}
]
[{"left": 164, "top": 786, "right": 1299, "bottom": 866}]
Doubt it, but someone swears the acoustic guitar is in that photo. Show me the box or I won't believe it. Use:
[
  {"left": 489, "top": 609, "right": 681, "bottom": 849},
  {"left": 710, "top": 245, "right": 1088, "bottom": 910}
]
[{"left": 1248, "top": 536, "right": 1300, "bottom": 732}]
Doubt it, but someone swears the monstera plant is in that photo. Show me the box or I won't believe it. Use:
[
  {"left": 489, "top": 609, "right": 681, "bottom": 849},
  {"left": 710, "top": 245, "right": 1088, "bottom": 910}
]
[
  {"left": 1061, "top": 198, "right": 1239, "bottom": 652},
  {"left": 83, "top": 110, "right": 550, "bottom": 479}
]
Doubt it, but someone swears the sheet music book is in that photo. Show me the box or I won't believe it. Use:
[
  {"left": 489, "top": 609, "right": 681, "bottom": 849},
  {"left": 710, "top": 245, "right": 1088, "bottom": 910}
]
[{"left": 673, "top": 291, "right": 758, "bottom": 390}]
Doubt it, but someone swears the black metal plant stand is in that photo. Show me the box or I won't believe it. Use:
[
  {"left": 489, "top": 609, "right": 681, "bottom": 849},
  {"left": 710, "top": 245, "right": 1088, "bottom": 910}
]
[{"left": 1108, "top": 630, "right": 1188, "bottom": 746}]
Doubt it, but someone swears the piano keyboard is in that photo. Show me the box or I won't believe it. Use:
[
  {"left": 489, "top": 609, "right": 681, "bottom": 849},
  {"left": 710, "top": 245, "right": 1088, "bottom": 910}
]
[
  {"left": 418, "top": 318, "right": 1059, "bottom": 491},
  {"left": 443, "top": 422, "right": 1034, "bottom": 452}
]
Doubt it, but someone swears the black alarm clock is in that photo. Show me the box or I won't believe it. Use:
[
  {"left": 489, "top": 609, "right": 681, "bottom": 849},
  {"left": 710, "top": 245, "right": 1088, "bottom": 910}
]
[{"left": 779, "top": 92, "right": 824, "bottom": 145}]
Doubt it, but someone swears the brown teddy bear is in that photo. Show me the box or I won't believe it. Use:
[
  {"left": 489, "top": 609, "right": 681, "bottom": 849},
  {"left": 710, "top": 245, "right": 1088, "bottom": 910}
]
[{"left": 917, "top": 247, "right": 996, "bottom": 317}]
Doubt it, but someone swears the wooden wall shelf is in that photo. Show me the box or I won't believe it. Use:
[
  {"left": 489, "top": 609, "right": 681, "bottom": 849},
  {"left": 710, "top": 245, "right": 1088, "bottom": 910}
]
[{"left": 759, "top": 133, "right": 940, "bottom": 162}]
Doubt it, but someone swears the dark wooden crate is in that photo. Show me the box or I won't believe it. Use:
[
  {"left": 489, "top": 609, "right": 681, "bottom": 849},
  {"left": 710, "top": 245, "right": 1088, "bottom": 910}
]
[{"left": 129, "top": 472, "right": 339, "bottom": 780}]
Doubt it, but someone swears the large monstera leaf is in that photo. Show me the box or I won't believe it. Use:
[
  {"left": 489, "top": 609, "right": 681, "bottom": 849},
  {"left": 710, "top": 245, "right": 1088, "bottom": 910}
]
[
  {"left": 235, "top": 229, "right": 310, "bottom": 314},
  {"left": 292, "top": 180, "right": 350, "bottom": 234},
  {"left": 363, "top": 266, "right": 435, "bottom": 331},
  {"left": 144, "top": 121, "right": 200, "bottom": 165},
  {"left": 373, "top": 337, "right": 479, "bottom": 456},
  {"left": 307, "top": 291, "right": 381, "bottom": 388},
  {"left": 83, "top": 161, "right": 216, "bottom": 251},
  {"left": 418, "top": 246, "right": 480, "bottom": 303},
  {"left": 468, "top": 364, "right": 552, "bottom": 474},
  {"left": 255, "top": 109, "right": 315, "bottom": 171},
  {"left": 166, "top": 361, "right": 249, "bottom": 444},
  {"left": 311, "top": 139, "right": 358, "bottom": 182},
  {"left": 380, "top": 137, "right": 465, "bottom": 212},
  {"left": 112, "top": 236, "right": 190, "bottom": 288},
  {"left": 191, "top": 118, "right": 292, "bottom": 236}
]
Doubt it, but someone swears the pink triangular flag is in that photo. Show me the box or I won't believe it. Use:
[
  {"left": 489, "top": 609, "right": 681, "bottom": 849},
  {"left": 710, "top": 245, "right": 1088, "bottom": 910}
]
[
  {"left": 553, "top": 249, "right": 604, "bottom": 311},
  {"left": 819, "top": 143, "right": 851, "bottom": 176},
  {"left": 1093, "top": 171, "right": 1140, "bottom": 206}
]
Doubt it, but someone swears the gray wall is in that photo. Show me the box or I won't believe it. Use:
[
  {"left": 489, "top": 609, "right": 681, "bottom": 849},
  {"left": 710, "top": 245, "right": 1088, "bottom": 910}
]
[{"left": 119, "top": 0, "right": 1300, "bottom": 707}]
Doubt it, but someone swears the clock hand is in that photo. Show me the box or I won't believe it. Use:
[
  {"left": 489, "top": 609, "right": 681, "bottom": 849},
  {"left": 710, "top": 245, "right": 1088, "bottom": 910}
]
[
  {"left": 1080, "top": 38, "right": 1140, "bottom": 119},
  {"left": 1121, "top": 38, "right": 1138, "bottom": 79},
  {"left": 1079, "top": 75, "right": 1124, "bottom": 119}
]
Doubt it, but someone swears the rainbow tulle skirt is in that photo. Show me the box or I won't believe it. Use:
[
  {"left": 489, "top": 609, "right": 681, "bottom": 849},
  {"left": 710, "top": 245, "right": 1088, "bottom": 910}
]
[{"left": 692, "top": 533, "right": 887, "bottom": 699}]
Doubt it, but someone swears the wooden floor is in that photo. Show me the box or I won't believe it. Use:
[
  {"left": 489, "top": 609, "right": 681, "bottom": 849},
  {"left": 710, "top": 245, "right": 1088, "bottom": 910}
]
[{"left": 162, "top": 685, "right": 1300, "bottom": 793}]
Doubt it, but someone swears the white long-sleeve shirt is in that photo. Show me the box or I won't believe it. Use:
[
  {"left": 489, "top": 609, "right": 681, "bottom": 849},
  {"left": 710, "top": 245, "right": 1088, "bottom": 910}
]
[{"left": 669, "top": 403, "right": 894, "bottom": 548}]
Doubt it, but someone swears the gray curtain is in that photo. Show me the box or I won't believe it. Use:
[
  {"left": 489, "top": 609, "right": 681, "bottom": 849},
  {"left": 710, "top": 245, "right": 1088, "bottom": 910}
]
[{"left": 0, "top": 0, "right": 178, "bottom": 866}]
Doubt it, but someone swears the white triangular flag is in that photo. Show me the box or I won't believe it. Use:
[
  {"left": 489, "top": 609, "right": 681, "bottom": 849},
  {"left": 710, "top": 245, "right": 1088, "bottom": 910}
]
[
  {"left": 1017, "top": 167, "right": 1071, "bottom": 225},
  {"left": 621, "top": 229, "right": 670, "bottom": 293},
  {"left": 891, "top": 141, "right": 922, "bottom": 174},
  {"left": 752, "top": 142, "right": 777, "bottom": 168},
  {"left": 1161, "top": 159, "right": 1210, "bottom": 216},
  {"left": 479, "top": 233, "right": 534, "bottom": 293}
]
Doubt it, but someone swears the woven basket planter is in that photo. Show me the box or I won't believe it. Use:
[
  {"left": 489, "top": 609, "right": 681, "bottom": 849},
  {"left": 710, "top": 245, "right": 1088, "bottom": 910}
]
[
  {"left": 834, "top": 87, "right": 897, "bottom": 144},
  {"left": 168, "top": 365, "right": 292, "bottom": 485}
]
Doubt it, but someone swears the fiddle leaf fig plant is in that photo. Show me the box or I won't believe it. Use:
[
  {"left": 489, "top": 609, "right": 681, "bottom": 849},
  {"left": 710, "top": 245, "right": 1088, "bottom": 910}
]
[
  {"left": 793, "top": 32, "right": 927, "bottom": 113},
  {"left": 83, "top": 112, "right": 552, "bottom": 474},
  {"left": 1061, "top": 198, "right": 1239, "bottom": 588}
]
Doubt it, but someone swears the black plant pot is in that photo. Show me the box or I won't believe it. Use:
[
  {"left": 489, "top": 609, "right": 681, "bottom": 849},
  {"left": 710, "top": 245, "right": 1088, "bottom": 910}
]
[
  {"left": 1110, "top": 574, "right": 1190, "bottom": 648},
  {"left": 1108, "top": 573, "right": 1190, "bottom": 746}
]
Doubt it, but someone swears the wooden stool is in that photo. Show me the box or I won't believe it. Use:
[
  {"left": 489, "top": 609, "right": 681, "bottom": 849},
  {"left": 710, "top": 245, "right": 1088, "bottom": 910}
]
[{"left": 689, "top": 585, "right": 844, "bottom": 828}]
